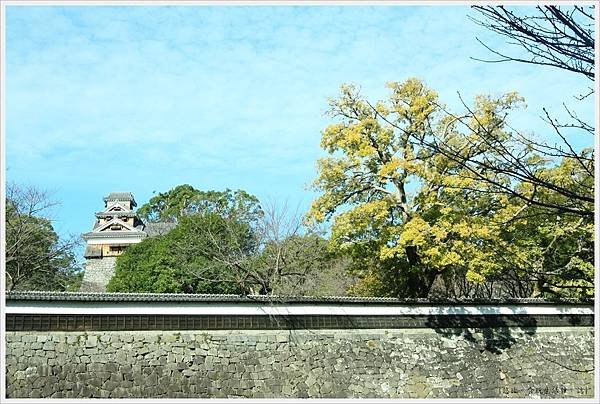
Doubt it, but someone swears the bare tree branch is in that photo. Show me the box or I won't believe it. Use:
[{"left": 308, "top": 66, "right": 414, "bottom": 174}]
[
  {"left": 470, "top": 6, "right": 595, "bottom": 80},
  {"left": 5, "top": 183, "right": 82, "bottom": 291}
]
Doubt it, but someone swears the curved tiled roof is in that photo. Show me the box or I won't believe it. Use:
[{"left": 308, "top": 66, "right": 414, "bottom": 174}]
[
  {"left": 5, "top": 291, "right": 593, "bottom": 305},
  {"left": 104, "top": 192, "right": 134, "bottom": 201},
  {"left": 96, "top": 211, "right": 137, "bottom": 217},
  {"left": 103, "top": 192, "right": 137, "bottom": 207},
  {"left": 82, "top": 230, "right": 147, "bottom": 239}
]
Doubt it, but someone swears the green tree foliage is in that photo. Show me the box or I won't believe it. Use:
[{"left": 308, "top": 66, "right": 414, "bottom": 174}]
[
  {"left": 307, "top": 79, "right": 593, "bottom": 298},
  {"left": 111, "top": 186, "right": 350, "bottom": 295},
  {"left": 107, "top": 213, "right": 251, "bottom": 294},
  {"left": 5, "top": 184, "right": 82, "bottom": 291},
  {"left": 137, "top": 184, "right": 262, "bottom": 224}
]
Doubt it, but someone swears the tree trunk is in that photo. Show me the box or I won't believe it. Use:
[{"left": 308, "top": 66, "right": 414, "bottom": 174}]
[{"left": 402, "top": 246, "right": 438, "bottom": 298}]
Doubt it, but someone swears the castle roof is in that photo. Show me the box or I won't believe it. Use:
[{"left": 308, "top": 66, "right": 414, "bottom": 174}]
[
  {"left": 83, "top": 230, "right": 147, "bottom": 240},
  {"left": 95, "top": 211, "right": 137, "bottom": 218},
  {"left": 83, "top": 192, "right": 175, "bottom": 245},
  {"left": 103, "top": 192, "right": 137, "bottom": 207}
]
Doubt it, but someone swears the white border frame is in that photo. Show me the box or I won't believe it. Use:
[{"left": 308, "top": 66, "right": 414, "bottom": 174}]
[{"left": 1, "top": 1, "right": 598, "bottom": 403}]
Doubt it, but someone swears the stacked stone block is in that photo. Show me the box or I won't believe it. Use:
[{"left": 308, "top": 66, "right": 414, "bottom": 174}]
[
  {"left": 79, "top": 257, "right": 117, "bottom": 292},
  {"left": 5, "top": 327, "right": 594, "bottom": 398}
]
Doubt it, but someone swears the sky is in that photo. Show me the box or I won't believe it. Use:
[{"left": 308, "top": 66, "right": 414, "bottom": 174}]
[{"left": 4, "top": 5, "right": 595, "bottom": 261}]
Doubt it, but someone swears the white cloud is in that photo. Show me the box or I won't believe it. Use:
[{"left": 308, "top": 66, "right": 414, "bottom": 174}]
[{"left": 5, "top": 5, "right": 594, "bottom": 244}]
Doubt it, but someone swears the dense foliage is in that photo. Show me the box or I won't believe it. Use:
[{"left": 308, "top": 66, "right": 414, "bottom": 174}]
[
  {"left": 109, "top": 186, "right": 354, "bottom": 295},
  {"left": 107, "top": 213, "right": 250, "bottom": 294},
  {"left": 307, "top": 79, "right": 593, "bottom": 298},
  {"left": 137, "top": 184, "right": 262, "bottom": 224}
]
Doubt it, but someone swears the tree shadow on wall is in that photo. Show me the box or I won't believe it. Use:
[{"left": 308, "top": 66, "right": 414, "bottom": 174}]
[{"left": 424, "top": 305, "right": 537, "bottom": 354}]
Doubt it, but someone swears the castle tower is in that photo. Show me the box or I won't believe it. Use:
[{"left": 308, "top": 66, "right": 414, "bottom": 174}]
[{"left": 80, "top": 192, "right": 147, "bottom": 292}]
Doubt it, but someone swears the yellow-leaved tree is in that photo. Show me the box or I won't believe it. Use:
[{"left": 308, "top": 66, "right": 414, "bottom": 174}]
[{"left": 307, "top": 79, "right": 593, "bottom": 298}]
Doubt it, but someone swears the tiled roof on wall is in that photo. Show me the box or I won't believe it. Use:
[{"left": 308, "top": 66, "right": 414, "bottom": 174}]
[{"left": 5, "top": 291, "right": 593, "bottom": 305}]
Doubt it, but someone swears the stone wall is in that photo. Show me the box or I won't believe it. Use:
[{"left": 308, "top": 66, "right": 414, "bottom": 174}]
[
  {"left": 5, "top": 327, "right": 594, "bottom": 399},
  {"left": 79, "top": 257, "right": 117, "bottom": 292}
]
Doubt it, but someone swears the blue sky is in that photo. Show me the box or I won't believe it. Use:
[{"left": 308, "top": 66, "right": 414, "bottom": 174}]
[{"left": 5, "top": 5, "right": 594, "bottom": 261}]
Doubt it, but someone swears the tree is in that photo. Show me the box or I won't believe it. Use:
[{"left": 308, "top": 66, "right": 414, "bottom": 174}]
[
  {"left": 111, "top": 186, "right": 349, "bottom": 295},
  {"left": 307, "top": 80, "right": 448, "bottom": 297},
  {"left": 137, "top": 184, "right": 263, "bottom": 225},
  {"left": 319, "top": 7, "right": 596, "bottom": 298},
  {"left": 463, "top": 6, "right": 594, "bottom": 219},
  {"left": 269, "top": 234, "right": 356, "bottom": 297},
  {"left": 107, "top": 213, "right": 250, "bottom": 294},
  {"left": 179, "top": 200, "right": 350, "bottom": 295},
  {"left": 466, "top": 5, "right": 595, "bottom": 297},
  {"left": 5, "top": 183, "right": 82, "bottom": 291},
  {"left": 307, "top": 79, "right": 593, "bottom": 298}
]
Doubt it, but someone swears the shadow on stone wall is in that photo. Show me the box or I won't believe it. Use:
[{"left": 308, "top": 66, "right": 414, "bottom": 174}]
[{"left": 425, "top": 306, "right": 537, "bottom": 354}]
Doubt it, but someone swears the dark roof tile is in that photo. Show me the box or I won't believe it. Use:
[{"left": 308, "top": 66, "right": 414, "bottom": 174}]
[
  {"left": 4, "top": 291, "right": 593, "bottom": 305},
  {"left": 103, "top": 192, "right": 137, "bottom": 207}
]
